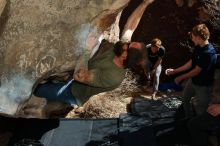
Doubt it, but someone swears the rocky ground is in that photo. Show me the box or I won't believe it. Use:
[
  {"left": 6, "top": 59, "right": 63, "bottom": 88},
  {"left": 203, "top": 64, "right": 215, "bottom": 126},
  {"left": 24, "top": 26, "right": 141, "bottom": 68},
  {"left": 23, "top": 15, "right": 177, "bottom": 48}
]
[
  {"left": 20, "top": 69, "right": 220, "bottom": 120},
  {"left": 17, "top": 70, "right": 182, "bottom": 119},
  {"left": 66, "top": 87, "right": 182, "bottom": 119}
]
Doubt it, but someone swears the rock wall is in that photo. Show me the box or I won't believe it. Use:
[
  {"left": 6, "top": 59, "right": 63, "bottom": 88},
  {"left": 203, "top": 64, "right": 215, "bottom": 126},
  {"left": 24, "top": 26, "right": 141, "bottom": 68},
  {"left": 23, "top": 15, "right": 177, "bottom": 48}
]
[
  {"left": 0, "top": 0, "right": 129, "bottom": 115},
  {"left": 0, "top": 0, "right": 6, "bottom": 16},
  {"left": 0, "top": 0, "right": 129, "bottom": 79}
]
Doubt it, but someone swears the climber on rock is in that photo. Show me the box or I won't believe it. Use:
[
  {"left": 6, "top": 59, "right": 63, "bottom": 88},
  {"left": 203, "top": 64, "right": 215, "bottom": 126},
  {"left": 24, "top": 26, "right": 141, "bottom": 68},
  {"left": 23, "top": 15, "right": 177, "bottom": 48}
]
[{"left": 34, "top": 0, "right": 155, "bottom": 107}]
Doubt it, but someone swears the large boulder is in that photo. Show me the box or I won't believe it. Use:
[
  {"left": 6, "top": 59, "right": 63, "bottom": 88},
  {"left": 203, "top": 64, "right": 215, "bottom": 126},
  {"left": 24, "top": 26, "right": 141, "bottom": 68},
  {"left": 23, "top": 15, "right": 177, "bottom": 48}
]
[{"left": 0, "top": 0, "right": 130, "bottom": 116}]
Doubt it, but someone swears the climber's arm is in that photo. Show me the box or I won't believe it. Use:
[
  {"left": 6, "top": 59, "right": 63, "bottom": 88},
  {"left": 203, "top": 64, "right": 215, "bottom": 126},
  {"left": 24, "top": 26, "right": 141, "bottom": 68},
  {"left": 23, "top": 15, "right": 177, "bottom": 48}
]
[{"left": 121, "top": 0, "right": 154, "bottom": 42}]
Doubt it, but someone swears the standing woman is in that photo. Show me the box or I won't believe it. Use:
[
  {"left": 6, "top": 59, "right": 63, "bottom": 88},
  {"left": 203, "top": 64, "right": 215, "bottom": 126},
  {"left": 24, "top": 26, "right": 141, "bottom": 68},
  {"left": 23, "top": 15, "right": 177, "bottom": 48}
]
[{"left": 146, "top": 38, "right": 165, "bottom": 99}]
